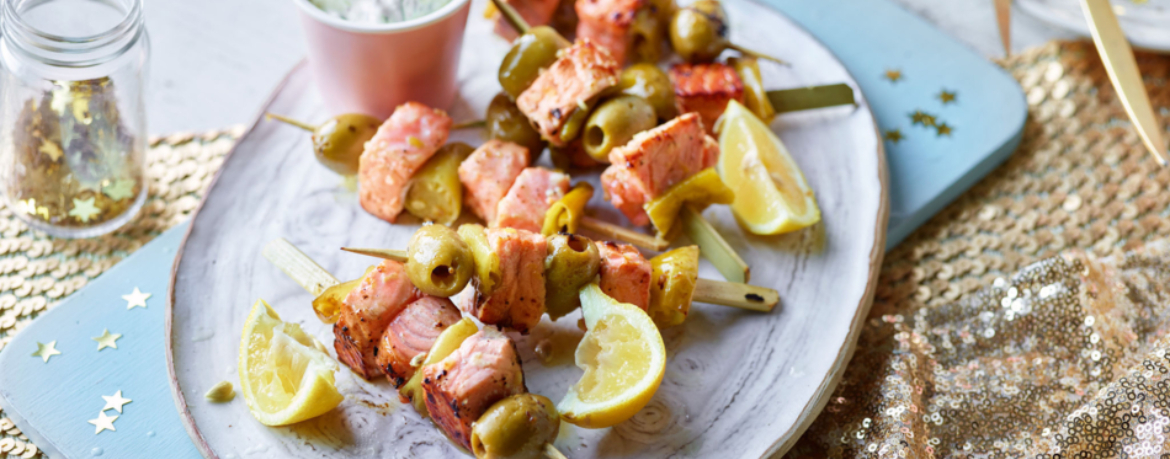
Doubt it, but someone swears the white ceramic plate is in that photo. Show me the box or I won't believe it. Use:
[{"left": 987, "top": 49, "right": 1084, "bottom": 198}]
[{"left": 166, "top": 0, "right": 888, "bottom": 457}]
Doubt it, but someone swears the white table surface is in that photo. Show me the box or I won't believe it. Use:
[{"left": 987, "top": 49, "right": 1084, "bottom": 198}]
[{"left": 143, "top": 0, "right": 1078, "bottom": 135}]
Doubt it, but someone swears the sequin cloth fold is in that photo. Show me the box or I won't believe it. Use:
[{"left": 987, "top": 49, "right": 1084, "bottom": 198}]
[{"left": 790, "top": 41, "right": 1170, "bottom": 458}]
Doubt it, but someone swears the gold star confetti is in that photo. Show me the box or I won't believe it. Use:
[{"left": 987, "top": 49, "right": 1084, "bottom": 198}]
[
  {"left": 68, "top": 197, "right": 100, "bottom": 223},
  {"left": 122, "top": 288, "right": 151, "bottom": 310},
  {"left": 938, "top": 89, "right": 957, "bottom": 105},
  {"left": 884, "top": 129, "right": 905, "bottom": 144},
  {"left": 31, "top": 341, "right": 61, "bottom": 363},
  {"left": 883, "top": 69, "right": 903, "bottom": 83},
  {"left": 87, "top": 412, "right": 117, "bottom": 434},
  {"left": 101, "top": 390, "right": 132, "bottom": 413},
  {"left": 936, "top": 122, "right": 954, "bottom": 137},
  {"left": 93, "top": 329, "right": 121, "bottom": 351},
  {"left": 38, "top": 140, "right": 63, "bottom": 162},
  {"left": 910, "top": 111, "right": 937, "bottom": 127},
  {"left": 103, "top": 179, "right": 136, "bottom": 201}
]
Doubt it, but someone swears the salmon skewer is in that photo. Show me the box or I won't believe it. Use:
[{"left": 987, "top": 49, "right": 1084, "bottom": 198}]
[{"left": 340, "top": 230, "right": 779, "bottom": 317}]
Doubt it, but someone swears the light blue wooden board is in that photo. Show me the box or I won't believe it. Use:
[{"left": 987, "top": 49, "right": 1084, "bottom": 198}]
[
  {"left": 0, "top": 223, "right": 201, "bottom": 459},
  {"left": 769, "top": 0, "right": 1027, "bottom": 248},
  {"left": 0, "top": 0, "right": 1026, "bottom": 456}
]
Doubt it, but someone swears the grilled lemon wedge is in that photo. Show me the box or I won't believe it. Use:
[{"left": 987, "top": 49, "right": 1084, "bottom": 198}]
[
  {"left": 557, "top": 284, "right": 666, "bottom": 428},
  {"left": 717, "top": 100, "right": 820, "bottom": 234},
  {"left": 238, "top": 299, "right": 342, "bottom": 426}
]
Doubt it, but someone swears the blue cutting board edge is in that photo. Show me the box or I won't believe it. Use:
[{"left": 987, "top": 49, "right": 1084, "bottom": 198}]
[
  {"left": 0, "top": 223, "right": 201, "bottom": 459},
  {"left": 769, "top": 0, "right": 1027, "bottom": 248}
]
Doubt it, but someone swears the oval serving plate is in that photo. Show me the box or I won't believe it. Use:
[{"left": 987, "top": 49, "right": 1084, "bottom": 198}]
[{"left": 167, "top": 0, "right": 888, "bottom": 456}]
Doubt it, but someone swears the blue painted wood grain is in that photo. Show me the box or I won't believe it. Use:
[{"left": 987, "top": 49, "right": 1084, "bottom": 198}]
[
  {"left": 768, "top": 0, "right": 1027, "bottom": 247},
  {"left": 0, "top": 0, "right": 1027, "bottom": 456},
  {"left": 0, "top": 223, "right": 201, "bottom": 459}
]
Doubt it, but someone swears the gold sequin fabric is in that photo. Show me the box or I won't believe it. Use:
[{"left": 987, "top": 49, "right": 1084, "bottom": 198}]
[
  {"left": 788, "top": 41, "right": 1170, "bottom": 458},
  {"left": 0, "top": 127, "right": 242, "bottom": 458}
]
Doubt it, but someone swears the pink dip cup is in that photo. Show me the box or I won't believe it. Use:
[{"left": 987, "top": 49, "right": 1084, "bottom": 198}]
[{"left": 292, "top": 0, "right": 472, "bottom": 118}]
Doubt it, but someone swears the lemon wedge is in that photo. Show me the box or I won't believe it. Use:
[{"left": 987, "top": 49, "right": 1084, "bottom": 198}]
[
  {"left": 557, "top": 284, "right": 666, "bottom": 428},
  {"left": 238, "top": 299, "right": 343, "bottom": 426},
  {"left": 716, "top": 100, "right": 821, "bottom": 234},
  {"left": 399, "top": 318, "right": 479, "bottom": 416}
]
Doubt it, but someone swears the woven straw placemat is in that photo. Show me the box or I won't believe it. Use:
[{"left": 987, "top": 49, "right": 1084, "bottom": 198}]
[
  {"left": 789, "top": 41, "right": 1170, "bottom": 457},
  {"left": 0, "top": 127, "right": 243, "bottom": 458}
]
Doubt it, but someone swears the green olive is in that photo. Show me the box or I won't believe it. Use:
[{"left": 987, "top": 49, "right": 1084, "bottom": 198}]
[
  {"left": 616, "top": 63, "right": 678, "bottom": 121},
  {"left": 668, "top": 0, "right": 728, "bottom": 63},
  {"left": 498, "top": 26, "right": 571, "bottom": 99},
  {"left": 471, "top": 394, "right": 560, "bottom": 459},
  {"left": 270, "top": 112, "right": 381, "bottom": 176},
  {"left": 582, "top": 95, "right": 657, "bottom": 162},
  {"left": 629, "top": 8, "right": 665, "bottom": 64},
  {"left": 557, "top": 99, "right": 595, "bottom": 144},
  {"left": 406, "top": 224, "right": 474, "bottom": 297},
  {"left": 405, "top": 143, "right": 475, "bottom": 224},
  {"left": 487, "top": 93, "right": 545, "bottom": 157},
  {"left": 544, "top": 233, "right": 602, "bottom": 320}
]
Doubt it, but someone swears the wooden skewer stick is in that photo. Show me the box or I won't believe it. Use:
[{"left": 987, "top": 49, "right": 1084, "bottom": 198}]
[
  {"left": 693, "top": 278, "right": 778, "bottom": 312},
  {"left": 579, "top": 216, "right": 671, "bottom": 252},
  {"left": 265, "top": 113, "right": 316, "bottom": 133},
  {"left": 545, "top": 444, "right": 569, "bottom": 459},
  {"left": 262, "top": 238, "right": 340, "bottom": 295},
  {"left": 728, "top": 43, "right": 788, "bottom": 66},
  {"left": 340, "top": 246, "right": 779, "bottom": 312},
  {"left": 679, "top": 205, "right": 749, "bottom": 284},
  {"left": 452, "top": 119, "right": 486, "bottom": 130},
  {"left": 491, "top": 0, "right": 531, "bottom": 35},
  {"left": 340, "top": 247, "right": 408, "bottom": 263}
]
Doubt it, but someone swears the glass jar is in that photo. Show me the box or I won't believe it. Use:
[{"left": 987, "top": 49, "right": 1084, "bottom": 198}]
[{"left": 0, "top": 0, "right": 149, "bottom": 238}]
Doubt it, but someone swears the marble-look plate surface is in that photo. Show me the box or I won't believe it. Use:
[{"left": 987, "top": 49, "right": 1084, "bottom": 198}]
[{"left": 167, "top": 0, "right": 888, "bottom": 457}]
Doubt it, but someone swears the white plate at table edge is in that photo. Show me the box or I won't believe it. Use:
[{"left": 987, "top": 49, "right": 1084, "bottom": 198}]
[{"left": 165, "top": 2, "right": 889, "bottom": 456}]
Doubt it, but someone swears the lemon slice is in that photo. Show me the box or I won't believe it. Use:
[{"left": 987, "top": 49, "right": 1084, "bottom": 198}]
[
  {"left": 557, "top": 284, "right": 666, "bottom": 428},
  {"left": 238, "top": 299, "right": 343, "bottom": 426},
  {"left": 716, "top": 100, "right": 821, "bottom": 234}
]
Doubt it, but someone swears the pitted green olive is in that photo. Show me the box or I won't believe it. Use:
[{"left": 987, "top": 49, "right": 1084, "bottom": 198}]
[
  {"left": 668, "top": 0, "right": 729, "bottom": 63},
  {"left": 498, "top": 26, "right": 571, "bottom": 99},
  {"left": 582, "top": 95, "right": 657, "bottom": 162},
  {"left": 470, "top": 394, "right": 560, "bottom": 459},
  {"left": 487, "top": 93, "right": 545, "bottom": 157},
  {"left": 268, "top": 112, "right": 381, "bottom": 176},
  {"left": 617, "top": 63, "right": 678, "bottom": 122},
  {"left": 406, "top": 224, "right": 474, "bottom": 297}
]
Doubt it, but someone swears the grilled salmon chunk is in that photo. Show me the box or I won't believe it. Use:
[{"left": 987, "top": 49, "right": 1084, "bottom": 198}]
[
  {"left": 669, "top": 63, "right": 745, "bottom": 135},
  {"left": 600, "top": 113, "right": 720, "bottom": 226},
  {"left": 459, "top": 140, "right": 531, "bottom": 225},
  {"left": 575, "top": 0, "right": 644, "bottom": 65},
  {"left": 376, "top": 295, "right": 462, "bottom": 388},
  {"left": 517, "top": 39, "right": 619, "bottom": 147},
  {"left": 359, "top": 102, "right": 453, "bottom": 222},
  {"left": 495, "top": 167, "right": 571, "bottom": 232},
  {"left": 421, "top": 327, "right": 526, "bottom": 450},
  {"left": 494, "top": 0, "right": 561, "bottom": 40},
  {"left": 335, "top": 260, "right": 420, "bottom": 380},
  {"left": 458, "top": 228, "right": 547, "bottom": 333},
  {"left": 596, "top": 241, "right": 651, "bottom": 310}
]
